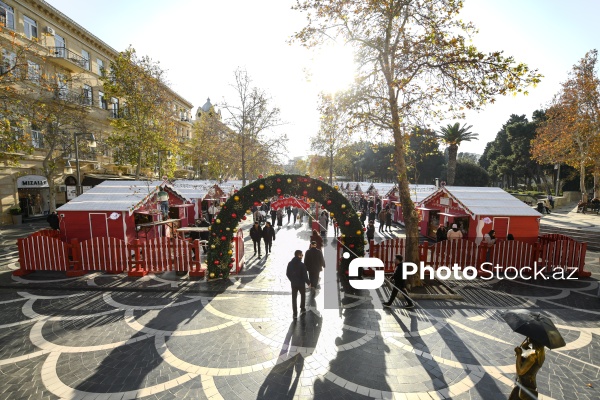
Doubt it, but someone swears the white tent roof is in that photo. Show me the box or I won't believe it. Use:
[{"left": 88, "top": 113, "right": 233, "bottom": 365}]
[
  {"left": 58, "top": 180, "right": 185, "bottom": 213},
  {"left": 423, "top": 186, "right": 541, "bottom": 217},
  {"left": 173, "top": 180, "right": 214, "bottom": 199}
]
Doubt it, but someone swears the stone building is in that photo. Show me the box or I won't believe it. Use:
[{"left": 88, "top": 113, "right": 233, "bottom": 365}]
[{"left": 0, "top": 0, "right": 193, "bottom": 224}]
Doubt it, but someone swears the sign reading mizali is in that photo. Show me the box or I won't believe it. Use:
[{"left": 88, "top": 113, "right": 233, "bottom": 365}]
[{"left": 17, "top": 175, "right": 49, "bottom": 188}]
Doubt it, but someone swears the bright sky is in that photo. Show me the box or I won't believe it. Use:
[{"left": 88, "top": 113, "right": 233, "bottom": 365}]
[{"left": 46, "top": 0, "right": 600, "bottom": 158}]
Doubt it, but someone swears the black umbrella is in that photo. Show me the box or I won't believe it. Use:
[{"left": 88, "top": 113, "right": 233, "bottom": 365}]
[{"left": 501, "top": 309, "right": 566, "bottom": 349}]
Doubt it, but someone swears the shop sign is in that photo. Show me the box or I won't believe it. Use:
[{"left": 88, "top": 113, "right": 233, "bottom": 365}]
[{"left": 17, "top": 175, "right": 49, "bottom": 188}]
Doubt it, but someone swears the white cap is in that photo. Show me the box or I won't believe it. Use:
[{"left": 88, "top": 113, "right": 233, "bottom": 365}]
[{"left": 452, "top": 224, "right": 458, "bottom": 229}]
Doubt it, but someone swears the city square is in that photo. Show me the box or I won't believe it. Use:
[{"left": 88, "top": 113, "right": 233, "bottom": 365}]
[{"left": 1, "top": 202, "right": 599, "bottom": 399}]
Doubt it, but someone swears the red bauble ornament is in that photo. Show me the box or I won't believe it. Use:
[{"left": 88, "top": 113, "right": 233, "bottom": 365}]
[
  {"left": 250, "top": 188, "right": 254, "bottom": 191},
  {"left": 229, "top": 263, "right": 233, "bottom": 267},
  {"left": 254, "top": 201, "right": 260, "bottom": 206},
  {"left": 276, "top": 178, "right": 281, "bottom": 182},
  {"left": 303, "top": 190, "right": 308, "bottom": 196},
  {"left": 221, "top": 236, "right": 227, "bottom": 241},
  {"left": 212, "top": 233, "right": 216, "bottom": 236},
  {"left": 349, "top": 244, "right": 355, "bottom": 249},
  {"left": 321, "top": 205, "right": 325, "bottom": 209},
  {"left": 363, "top": 227, "right": 367, "bottom": 231},
  {"left": 258, "top": 174, "right": 264, "bottom": 179},
  {"left": 279, "top": 195, "right": 283, "bottom": 199},
  {"left": 344, "top": 221, "right": 350, "bottom": 226},
  {"left": 231, "top": 213, "right": 237, "bottom": 218},
  {"left": 318, "top": 176, "right": 323, "bottom": 180},
  {"left": 326, "top": 200, "right": 332, "bottom": 205},
  {"left": 234, "top": 189, "right": 238, "bottom": 193},
  {"left": 214, "top": 260, "right": 220, "bottom": 265},
  {"left": 242, "top": 216, "right": 247, "bottom": 220},
  {"left": 276, "top": 188, "right": 281, "bottom": 194}
]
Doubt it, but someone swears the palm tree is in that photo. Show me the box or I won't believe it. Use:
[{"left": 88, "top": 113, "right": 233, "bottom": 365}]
[{"left": 437, "top": 123, "right": 479, "bottom": 185}]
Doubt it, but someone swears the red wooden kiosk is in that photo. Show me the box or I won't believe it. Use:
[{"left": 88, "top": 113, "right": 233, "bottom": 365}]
[
  {"left": 57, "top": 180, "right": 191, "bottom": 243},
  {"left": 416, "top": 186, "right": 542, "bottom": 243}
]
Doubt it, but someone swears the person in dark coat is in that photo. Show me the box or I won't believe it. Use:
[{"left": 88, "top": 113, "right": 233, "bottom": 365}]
[
  {"left": 262, "top": 221, "right": 276, "bottom": 255},
  {"left": 368, "top": 207, "right": 376, "bottom": 223},
  {"left": 276, "top": 208, "right": 284, "bottom": 227},
  {"left": 292, "top": 207, "right": 298, "bottom": 224},
  {"left": 310, "top": 229, "right": 323, "bottom": 250},
  {"left": 385, "top": 208, "right": 393, "bottom": 232},
  {"left": 270, "top": 208, "right": 277, "bottom": 226},
  {"left": 304, "top": 241, "right": 326, "bottom": 289},
  {"left": 286, "top": 250, "right": 311, "bottom": 318},
  {"left": 286, "top": 206, "right": 293, "bottom": 224},
  {"left": 47, "top": 211, "right": 60, "bottom": 230},
  {"left": 383, "top": 255, "right": 414, "bottom": 308},
  {"left": 249, "top": 222, "right": 263, "bottom": 257},
  {"left": 366, "top": 220, "right": 375, "bottom": 250},
  {"left": 436, "top": 225, "right": 447, "bottom": 242}
]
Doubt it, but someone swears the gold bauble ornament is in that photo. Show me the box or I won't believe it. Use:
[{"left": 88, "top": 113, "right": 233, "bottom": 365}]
[
  {"left": 210, "top": 245, "right": 216, "bottom": 249},
  {"left": 234, "top": 195, "right": 240, "bottom": 201},
  {"left": 317, "top": 186, "right": 322, "bottom": 192},
  {"left": 226, "top": 227, "right": 230, "bottom": 231},
  {"left": 208, "top": 226, "right": 212, "bottom": 230},
  {"left": 233, "top": 228, "right": 238, "bottom": 233},
  {"left": 341, "top": 204, "right": 346, "bottom": 209},
  {"left": 259, "top": 184, "right": 265, "bottom": 190},
  {"left": 341, "top": 234, "right": 346, "bottom": 238},
  {"left": 287, "top": 178, "right": 292, "bottom": 183},
  {"left": 334, "top": 185, "right": 339, "bottom": 190},
  {"left": 330, "top": 212, "right": 334, "bottom": 217},
  {"left": 220, "top": 202, "right": 225, "bottom": 207},
  {"left": 216, "top": 219, "right": 221, "bottom": 224},
  {"left": 356, "top": 230, "right": 363, "bottom": 235},
  {"left": 209, "top": 272, "right": 215, "bottom": 278},
  {"left": 246, "top": 209, "right": 251, "bottom": 214},
  {"left": 228, "top": 250, "right": 233, "bottom": 255}
]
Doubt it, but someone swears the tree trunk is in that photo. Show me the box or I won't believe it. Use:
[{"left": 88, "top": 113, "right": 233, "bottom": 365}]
[
  {"left": 594, "top": 163, "right": 600, "bottom": 198},
  {"left": 580, "top": 162, "right": 586, "bottom": 196},
  {"left": 447, "top": 144, "right": 458, "bottom": 185},
  {"left": 329, "top": 151, "right": 334, "bottom": 185}
]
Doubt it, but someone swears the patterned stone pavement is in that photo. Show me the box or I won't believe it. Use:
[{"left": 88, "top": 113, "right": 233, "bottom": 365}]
[{"left": 0, "top": 219, "right": 599, "bottom": 399}]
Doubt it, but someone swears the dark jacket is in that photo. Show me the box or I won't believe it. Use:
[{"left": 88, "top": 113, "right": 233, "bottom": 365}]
[
  {"left": 304, "top": 247, "right": 326, "bottom": 272},
  {"left": 262, "top": 225, "right": 276, "bottom": 242},
  {"left": 310, "top": 232, "right": 323, "bottom": 250},
  {"left": 250, "top": 225, "right": 262, "bottom": 241},
  {"left": 47, "top": 213, "right": 59, "bottom": 230},
  {"left": 366, "top": 224, "right": 375, "bottom": 240},
  {"left": 286, "top": 256, "right": 310, "bottom": 287},
  {"left": 391, "top": 262, "right": 407, "bottom": 288}
]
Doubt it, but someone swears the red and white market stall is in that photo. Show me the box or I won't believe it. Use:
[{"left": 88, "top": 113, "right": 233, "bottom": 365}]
[
  {"left": 417, "top": 186, "right": 541, "bottom": 243},
  {"left": 57, "top": 181, "right": 191, "bottom": 243}
]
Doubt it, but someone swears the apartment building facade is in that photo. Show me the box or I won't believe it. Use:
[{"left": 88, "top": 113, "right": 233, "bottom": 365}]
[{"left": 0, "top": 0, "right": 193, "bottom": 224}]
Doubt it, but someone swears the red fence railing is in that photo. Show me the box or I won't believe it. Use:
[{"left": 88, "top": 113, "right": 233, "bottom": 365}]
[{"left": 357, "top": 235, "right": 591, "bottom": 278}]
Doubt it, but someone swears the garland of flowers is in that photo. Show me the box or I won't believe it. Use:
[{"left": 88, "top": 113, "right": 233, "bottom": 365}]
[{"left": 206, "top": 174, "right": 365, "bottom": 279}]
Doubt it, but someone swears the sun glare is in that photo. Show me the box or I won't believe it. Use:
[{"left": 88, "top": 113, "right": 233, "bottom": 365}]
[{"left": 309, "top": 44, "right": 356, "bottom": 94}]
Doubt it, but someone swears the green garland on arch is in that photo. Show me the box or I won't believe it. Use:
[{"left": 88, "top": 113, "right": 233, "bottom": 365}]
[{"left": 206, "top": 174, "right": 365, "bottom": 279}]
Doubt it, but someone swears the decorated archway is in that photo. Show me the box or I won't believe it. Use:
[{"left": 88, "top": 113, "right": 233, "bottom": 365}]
[{"left": 207, "top": 174, "right": 365, "bottom": 278}]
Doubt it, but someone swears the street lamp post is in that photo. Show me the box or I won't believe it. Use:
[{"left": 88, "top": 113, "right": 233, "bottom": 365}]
[
  {"left": 157, "top": 150, "right": 171, "bottom": 179},
  {"left": 74, "top": 132, "right": 97, "bottom": 196}
]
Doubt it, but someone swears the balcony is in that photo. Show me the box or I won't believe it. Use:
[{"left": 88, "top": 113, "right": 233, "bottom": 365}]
[{"left": 47, "top": 47, "right": 89, "bottom": 72}]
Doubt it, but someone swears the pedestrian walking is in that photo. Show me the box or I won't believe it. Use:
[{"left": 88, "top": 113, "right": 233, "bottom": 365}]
[
  {"left": 547, "top": 194, "right": 554, "bottom": 209},
  {"left": 250, "top": 221, "right": 263, "bottom": 257},
  {"left": 360, "top": 209, "right": 367, "bottom": 226},
  {"left": 270, "top": 208, "right": 277, "bottom": 226},
  {"left": 262, "top": 221, "right": 276, "bottom": 255},
  {"left": 318, "top": 211, "right": 329, "bottom": 237},
  {"left": 208, "top": 202, "right": 218, "bottom": 223},
  {"left": 332, "top": 217, "right": 339, "bottom": 237},
  {"left": 366, "top": 220, "right": 375, "bottom": 244},
  {"left": 310, "top": 229, "right": 323, "bottom": 250},
  {"left": 304, "top": 241, "right": 326, "bottom": 290},
  {"left": 276, "top": 208, "right": 284, "bottom": 227},
  {"left": 383, "top": 255, "right": 414, "bottom": 308},
  {"left": 368, "top": 207, "right": 376, "bottom": 223},
  {"left": 446, "top": 223, "right": 463, "bottom": 240},
  {"left": 286, "top": 250, "right": 311, "bottom": 319},
  {"left": 378, "top": 208, "right": 386, "bottom": 233},
  {"left": 286, "top": 206, "right": 293, "bottom": 224},
  {"left": 385, "top": 208, "right": 393, "bottom": 232},
  {"left": 292, "top": 207, "right": 298, "bottom": 224}
]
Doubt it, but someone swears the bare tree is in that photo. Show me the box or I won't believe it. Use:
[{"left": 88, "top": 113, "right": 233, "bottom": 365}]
[{"left": 221, "top": 68, "right": 286, "bottom": 185}]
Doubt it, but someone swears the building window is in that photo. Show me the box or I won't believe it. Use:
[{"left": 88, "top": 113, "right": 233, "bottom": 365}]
[
  {"left": 96, "top": 58, "right": 104, "bottom": 75},
  {"left": 110, "top": 97, "right": 119, "bottom": 118},
  {"left": 31, "top": 126, "right": 43, "bottom": 149},
  {"left": 54, "top": 34, "right": 66, "bottom": 57},
  {"left": 81, "top": 49, "right": 90, "bottom": 70},
  {"left": 98, "top": 91, "right": 107, "bottom": 109},
  {"left": 56, "top": 73, "right": 68, "bottom": 99},
  {"left": 83, "top": 84, "right": 92, "bottom": 105},
  {"left": 27, "top": 61, "right": 40, "bottom": 83},
  {"left": 23, "top": 15, "right": 37, "bottom": 40},
  {"left": 1, "top": 49, "right": 16, "bottom": 75},
  {"left": 0, "top": 2, "right": 15, "bottom": 30}
]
